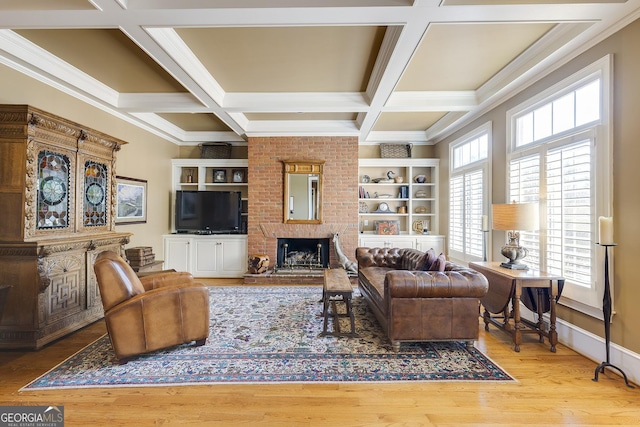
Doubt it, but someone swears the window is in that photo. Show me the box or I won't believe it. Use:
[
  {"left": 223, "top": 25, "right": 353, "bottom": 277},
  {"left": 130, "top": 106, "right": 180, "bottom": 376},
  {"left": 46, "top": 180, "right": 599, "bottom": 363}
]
[
  {"left": 449, "top": 123, "right": 491, "bottom": 263},
  {"left": 506, "top": 56, "right": 612, "bottom": 316}
]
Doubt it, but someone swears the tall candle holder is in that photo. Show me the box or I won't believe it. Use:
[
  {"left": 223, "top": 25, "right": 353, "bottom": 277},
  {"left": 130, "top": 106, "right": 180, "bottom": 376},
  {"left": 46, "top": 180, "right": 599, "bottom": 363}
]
[
  {"left": 481, "top": 229, "right": 489, "bottom": 262},
  {"left": 592, "top": 243, "right": 634, "bottom": 388}
]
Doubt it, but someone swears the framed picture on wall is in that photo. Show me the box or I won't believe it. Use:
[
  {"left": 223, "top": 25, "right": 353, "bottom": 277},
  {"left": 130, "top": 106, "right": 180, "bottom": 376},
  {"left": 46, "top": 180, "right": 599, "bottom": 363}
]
[
  {"left": 375, "top": 220, "right": 400, "bottom": 235},
  {"left": 115, "top": 176, "right": 147, "bottom": 224},
  {"left": 232, "top": 169, "right": 245, "bottom": 183},
  {"left": 213, "top": 169, "right": 226, "bottom": 183}
]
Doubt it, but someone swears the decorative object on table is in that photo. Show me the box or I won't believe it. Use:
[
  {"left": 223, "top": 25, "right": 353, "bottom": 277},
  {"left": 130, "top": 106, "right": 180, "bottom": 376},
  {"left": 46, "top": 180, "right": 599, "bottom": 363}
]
[
  {"left": 592, "top": 217, "right": 634, "bottom": 388},
  {"left": 199, "top": 142, "right": 231, "bottom": 159},
  {"left": 412, "top": 220, "right": 429, "bottom": 234},
  {"left": 115, "top": 176, "right": 147, "bottom": 224},
  {"left": 397, "top": 206, "right": 407, "bottom": 214},
  {"left": 371, "top": 170, "right": 396, "bottom": 183},
  {"left": 232, "top": 169, "right": 245, "bottom": 183},
  {"left": 332, "top": 233, "right": 357, "bottom": 274},
  {"left": 373, "top": 202, "right": 392, "bottom": 213},
  {"left": 248, "top": 254, "right": 270, "bottom": 274},
  {"left": 415, "top": 205, "right": 427, "bottom": 214},
  {"left": 394, "top": 176, "right": 404, "bottom": 183},
  {"left": 492, "top": 201, "right": 539, "bottom": 270},
  {"left": 375, "top": 220, "right": 400, "bottom": 235},
  {"left": 213, "top": 169, "right": 226, "bottom": 183},
  {"left": 358, "top": 201, "right": 369, "bottom": 213},
  {"left": 380, "top": 143, "right": 412, "bottom": 158},
  {"left": 414, "top": 175, "right": 426, "bottom": 183},
  {"left": 415, "top": 190, "right": 428, "bottom": 198},
  {"left": 361, "top": 174, "right": 370, "bottom": 183}
]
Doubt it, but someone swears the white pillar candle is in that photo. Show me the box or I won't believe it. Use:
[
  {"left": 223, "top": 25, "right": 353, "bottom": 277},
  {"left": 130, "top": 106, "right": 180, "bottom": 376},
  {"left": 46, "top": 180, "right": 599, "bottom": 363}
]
[
  {"left": 599, "top": 216, "right": 614, "bottom": 245},
  {"left": 481, "top": 215, "right": 489, "bottom": 231}
]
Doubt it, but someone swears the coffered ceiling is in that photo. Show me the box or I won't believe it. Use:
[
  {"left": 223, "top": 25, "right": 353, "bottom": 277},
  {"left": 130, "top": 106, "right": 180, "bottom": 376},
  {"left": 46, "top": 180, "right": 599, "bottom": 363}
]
[{"left": 0, "top": 0, "right": 638, "bottom": 146}]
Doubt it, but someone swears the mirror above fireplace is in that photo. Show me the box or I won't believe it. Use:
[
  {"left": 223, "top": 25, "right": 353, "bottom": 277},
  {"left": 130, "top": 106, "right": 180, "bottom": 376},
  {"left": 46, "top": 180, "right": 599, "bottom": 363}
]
[{"left": 283, "top": 159, "right": 324, "bottom": 224}]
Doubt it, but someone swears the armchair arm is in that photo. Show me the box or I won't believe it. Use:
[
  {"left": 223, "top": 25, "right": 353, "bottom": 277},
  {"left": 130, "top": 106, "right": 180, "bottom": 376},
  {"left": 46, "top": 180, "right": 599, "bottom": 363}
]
[{"left": 139, "top": 271, "right": 196, "bottom": 291}]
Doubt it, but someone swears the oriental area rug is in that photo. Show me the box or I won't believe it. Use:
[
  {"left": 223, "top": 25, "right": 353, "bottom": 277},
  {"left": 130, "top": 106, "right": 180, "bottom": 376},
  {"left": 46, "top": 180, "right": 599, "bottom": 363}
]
[{"left": 23, "top": 286, "right": 513, "bottom": 390}]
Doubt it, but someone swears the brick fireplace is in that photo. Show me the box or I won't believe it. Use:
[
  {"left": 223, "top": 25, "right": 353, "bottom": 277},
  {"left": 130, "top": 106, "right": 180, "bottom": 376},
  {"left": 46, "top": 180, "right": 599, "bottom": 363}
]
[{"left": 245, "top": 136, "right": 359, "bottom": 284}]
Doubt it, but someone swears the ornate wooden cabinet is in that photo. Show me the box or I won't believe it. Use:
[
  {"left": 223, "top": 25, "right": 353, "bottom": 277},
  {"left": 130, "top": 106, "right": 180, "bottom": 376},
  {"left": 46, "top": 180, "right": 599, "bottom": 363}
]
[{"left": 0, "top": 105, "right": 131, "bottom": 349}]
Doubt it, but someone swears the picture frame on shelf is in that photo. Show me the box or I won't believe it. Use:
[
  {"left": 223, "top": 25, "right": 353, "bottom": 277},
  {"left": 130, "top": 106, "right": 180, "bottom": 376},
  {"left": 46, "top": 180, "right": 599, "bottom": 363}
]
[
  {"left": 232, "top": 169, "right": 245, "bottom": 183},
  {"left": 375, "top": 220, "right": 400, "bottom": 235},
  {"left": 115, "top": 176, "right": 147, "bottom": 224},
  {"left": 213, "top": 169, "right": 226, "bottom": 183}
]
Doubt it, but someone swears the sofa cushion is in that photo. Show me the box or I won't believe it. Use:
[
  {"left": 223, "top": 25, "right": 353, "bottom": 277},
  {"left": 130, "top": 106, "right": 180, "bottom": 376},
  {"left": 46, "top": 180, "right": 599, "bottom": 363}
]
[
  {"left": 421, "top": 248, "right": 438, "bottom": 271},
  {"left": 429, "top": 253, "right": 447, "bottom": 272}
]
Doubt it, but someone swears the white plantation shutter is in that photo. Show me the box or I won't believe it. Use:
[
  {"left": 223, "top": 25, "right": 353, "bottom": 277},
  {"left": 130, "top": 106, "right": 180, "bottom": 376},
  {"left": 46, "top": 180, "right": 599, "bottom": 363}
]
[
  {"left": 449, "top": 124, "right": 490, "bottom": 263},
  {"left": 449, "top": 175, "right": 464, "bottom": 253},
  {"left": 465, "top": 170, "right": 484, "bottom": 258},
  {"left": 449, "top": 168, "right": 486, "bottom": 261},
  {"left": 508, "top": 154, "right": 540, "bottom": 271},
  {"left": 546, "top": 140, "right": 592, "bottom": 285}
]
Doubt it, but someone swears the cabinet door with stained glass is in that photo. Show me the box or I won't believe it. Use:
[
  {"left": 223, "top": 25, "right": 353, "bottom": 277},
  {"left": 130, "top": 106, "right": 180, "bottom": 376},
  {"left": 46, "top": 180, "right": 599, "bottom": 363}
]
[
  {"left": 37, "top": 150, "right": 71, "bottom": 230},
  {"left": 82, "top": 160, "right": 109, "bottom": 228}
]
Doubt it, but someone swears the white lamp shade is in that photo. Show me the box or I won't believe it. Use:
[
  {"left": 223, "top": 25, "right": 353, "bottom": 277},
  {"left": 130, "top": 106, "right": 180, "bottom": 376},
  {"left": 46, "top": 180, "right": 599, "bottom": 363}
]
[{"left": 492, "top": 203, "right": 539, "bottom": 231}]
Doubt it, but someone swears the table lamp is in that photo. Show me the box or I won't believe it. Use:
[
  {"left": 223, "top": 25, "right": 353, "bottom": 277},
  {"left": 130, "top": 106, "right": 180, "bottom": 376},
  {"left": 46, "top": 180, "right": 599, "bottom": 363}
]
[{"left": 492, "top": 202, "right": 539, "bottom": 270}]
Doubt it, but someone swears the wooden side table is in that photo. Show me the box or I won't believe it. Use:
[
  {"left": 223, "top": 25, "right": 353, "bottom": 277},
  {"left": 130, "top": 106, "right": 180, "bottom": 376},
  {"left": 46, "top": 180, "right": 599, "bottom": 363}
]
[
  {"left": 319, "top": 268, "right": 358, "bottom": 338},
  {"left": 469, "top": 261, "right": 564, "bottom": 352}
]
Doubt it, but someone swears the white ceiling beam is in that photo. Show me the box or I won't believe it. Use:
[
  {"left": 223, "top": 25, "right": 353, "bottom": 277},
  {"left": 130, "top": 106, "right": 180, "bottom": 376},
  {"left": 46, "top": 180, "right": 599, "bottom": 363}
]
[
  {"left": 118, "top": 93, "right": 208, "bottom": 112},
  {"left": 385, "top": 91, "right": 477, "bottom": 112},
  {"left": 245, "top": 120, "right": 360, "bottom": 137},
  {"left": 223, "top": 92, "right": 369, "bottom": 113},
  {"left": 365, "top": 130, "right": 430, "bottom": 144}
]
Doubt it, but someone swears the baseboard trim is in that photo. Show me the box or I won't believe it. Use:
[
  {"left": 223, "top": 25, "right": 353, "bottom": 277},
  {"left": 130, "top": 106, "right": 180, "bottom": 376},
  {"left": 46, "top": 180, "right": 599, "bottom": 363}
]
[{"left": 520, "top": 307, "right": 639, "bottom": 386}]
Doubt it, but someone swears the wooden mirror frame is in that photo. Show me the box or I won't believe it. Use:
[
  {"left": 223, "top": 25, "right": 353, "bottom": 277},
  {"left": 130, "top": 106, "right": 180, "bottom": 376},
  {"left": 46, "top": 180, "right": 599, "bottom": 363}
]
[{"left": 283, "top": 159, "right": 324, "bottom": 224}]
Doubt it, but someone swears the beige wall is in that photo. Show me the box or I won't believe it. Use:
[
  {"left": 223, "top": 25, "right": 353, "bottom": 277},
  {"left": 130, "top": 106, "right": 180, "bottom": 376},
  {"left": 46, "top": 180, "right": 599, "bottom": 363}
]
[
  {"left": 435, "top": 18, "right": 640, "bottom": 353},
  {"left": 0, "top": 63, "right": 180, "bottom": 255}
]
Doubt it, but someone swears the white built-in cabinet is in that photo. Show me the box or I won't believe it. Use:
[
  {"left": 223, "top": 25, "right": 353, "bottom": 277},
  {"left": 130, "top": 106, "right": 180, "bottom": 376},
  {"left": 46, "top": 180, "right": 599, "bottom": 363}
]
[
  {"left": 358, "top": 235, "right": 445, "bottom": 254},
  {"left": 358, "top": 158, "right": 445, "bottom": 253},
  {"left": 165, "top": 159, "right": 249, "bottom": 278},
  {"left": 163, "top": 234, "right": 248, "bottom": 278}
]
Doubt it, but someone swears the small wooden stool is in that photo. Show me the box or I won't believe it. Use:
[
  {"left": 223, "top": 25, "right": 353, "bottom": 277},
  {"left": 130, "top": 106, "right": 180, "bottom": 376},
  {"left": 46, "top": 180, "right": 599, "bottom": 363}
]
[{"left": 319, "top": 269, "right": 358, "bottom": 338}]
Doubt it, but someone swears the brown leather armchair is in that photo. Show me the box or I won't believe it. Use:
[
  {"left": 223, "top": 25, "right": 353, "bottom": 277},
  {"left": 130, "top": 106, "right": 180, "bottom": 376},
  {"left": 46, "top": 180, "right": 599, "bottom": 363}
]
[{"left": 93, "top": 250, "right": 210, "bottom": 363}]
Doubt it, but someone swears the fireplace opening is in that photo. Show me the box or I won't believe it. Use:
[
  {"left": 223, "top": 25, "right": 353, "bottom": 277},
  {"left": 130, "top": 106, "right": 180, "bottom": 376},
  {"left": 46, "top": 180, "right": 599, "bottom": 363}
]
[{"left": 276, "top": 237, "right": 329, "bottom": 271}]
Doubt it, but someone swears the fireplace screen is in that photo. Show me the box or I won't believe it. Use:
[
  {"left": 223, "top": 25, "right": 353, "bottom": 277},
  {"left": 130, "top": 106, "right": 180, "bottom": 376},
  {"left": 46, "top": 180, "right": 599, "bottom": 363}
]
[{"left": 276, "top": 237, "right": 329, "bottom": 271}]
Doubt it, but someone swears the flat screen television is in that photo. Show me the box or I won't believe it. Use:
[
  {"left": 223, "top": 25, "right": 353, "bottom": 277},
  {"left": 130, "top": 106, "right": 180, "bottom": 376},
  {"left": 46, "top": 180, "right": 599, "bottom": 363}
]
[{"left": 175, "top": 190, "right": 242, "bottom": 233}]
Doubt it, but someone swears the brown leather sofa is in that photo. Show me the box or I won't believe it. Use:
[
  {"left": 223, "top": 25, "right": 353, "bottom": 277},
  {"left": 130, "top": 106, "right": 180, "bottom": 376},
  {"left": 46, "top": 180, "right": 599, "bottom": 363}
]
[
  {"left": 93, "top": 251, "right": 210, "bottom": 363},
  {"left": 356, "top": 247, "right": 488, "bottom": 351}
]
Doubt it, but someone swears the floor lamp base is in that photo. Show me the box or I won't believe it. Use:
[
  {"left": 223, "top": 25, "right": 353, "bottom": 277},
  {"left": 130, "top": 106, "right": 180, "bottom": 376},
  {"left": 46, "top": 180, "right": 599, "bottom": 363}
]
[{"left": 593, "top": 361, "right": 635, "bottom": 388}]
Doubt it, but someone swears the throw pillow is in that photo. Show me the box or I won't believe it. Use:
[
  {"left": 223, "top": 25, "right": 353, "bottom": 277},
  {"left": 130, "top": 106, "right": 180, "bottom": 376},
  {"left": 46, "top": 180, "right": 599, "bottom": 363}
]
[
  {"left": 422, "top": 248, "right": 437, "bottom": 271},
  {"left": 429, "top": 253, "right": 447, "bottom": 272}
]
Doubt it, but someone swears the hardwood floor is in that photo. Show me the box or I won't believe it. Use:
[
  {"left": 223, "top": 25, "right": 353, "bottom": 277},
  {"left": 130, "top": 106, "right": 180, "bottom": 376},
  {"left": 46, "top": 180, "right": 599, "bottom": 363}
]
[{"left": 1, "top": 283, "right": 639, "bottom": 426}]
